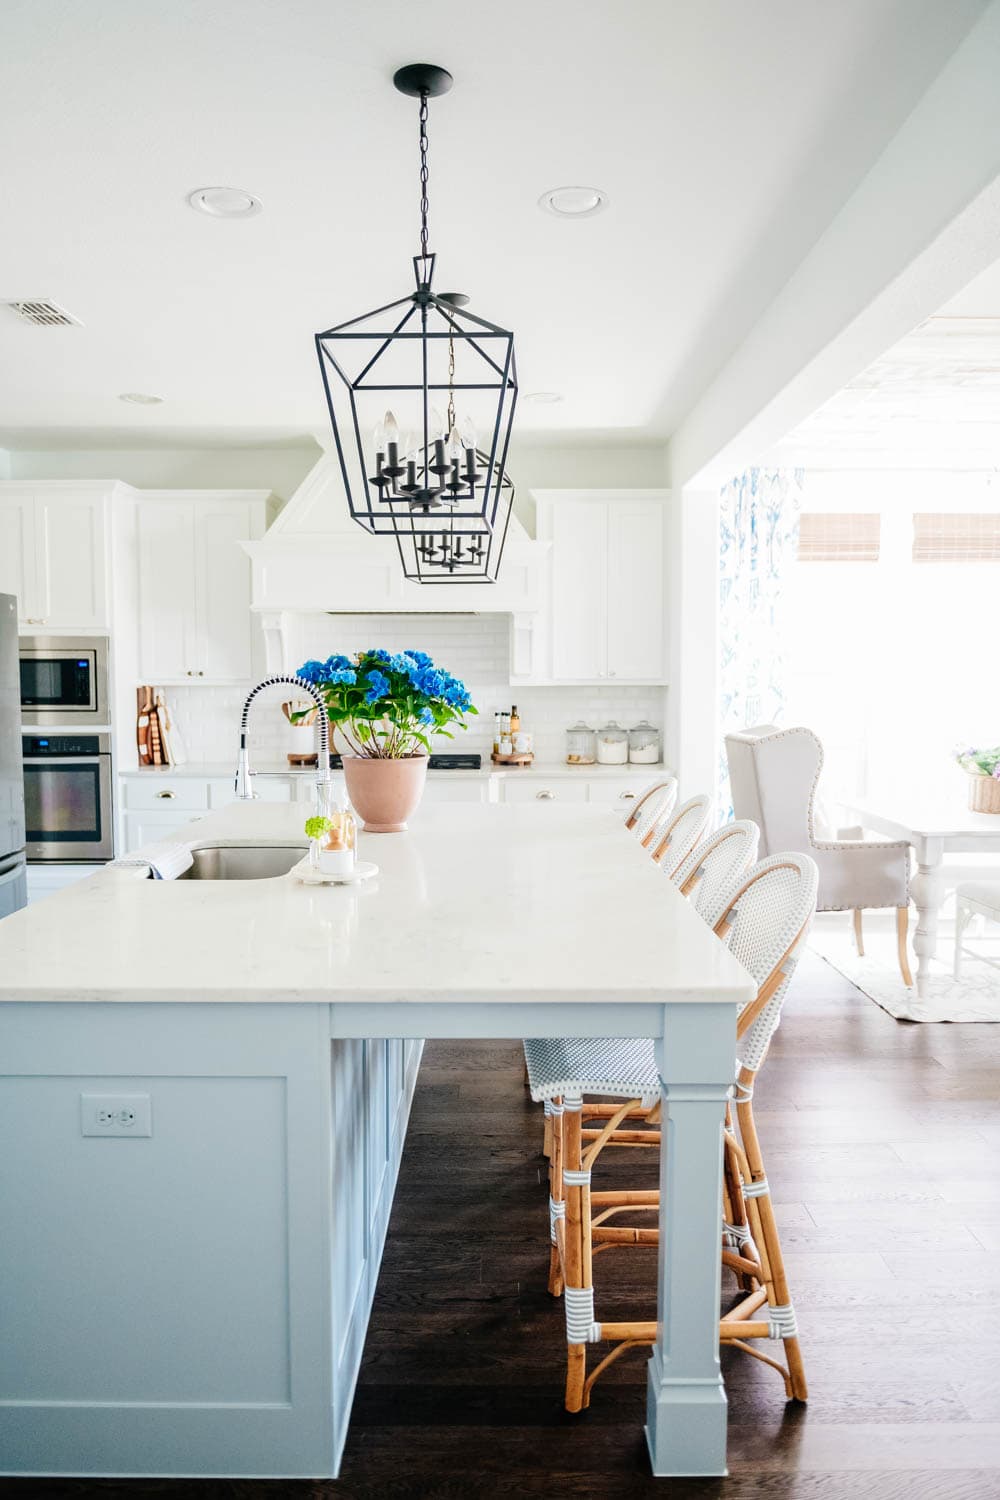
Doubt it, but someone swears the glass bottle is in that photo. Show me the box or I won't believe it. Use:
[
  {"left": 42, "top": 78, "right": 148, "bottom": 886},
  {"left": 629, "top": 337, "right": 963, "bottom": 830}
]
[{"left": 310, "top": 781, "right": 357, "bottom": 878}]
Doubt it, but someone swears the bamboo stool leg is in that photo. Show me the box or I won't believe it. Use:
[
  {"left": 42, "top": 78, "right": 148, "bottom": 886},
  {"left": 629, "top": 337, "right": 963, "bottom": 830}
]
[
  {"left": 736, "top": 1070, "right": 807, "bottom": 1402},
  {"left": 562, "top": 1100, "right": 588, "bottom": 1412},
  {"left": 548, "top": 1098, "right": 565, "bottom": 1297}
]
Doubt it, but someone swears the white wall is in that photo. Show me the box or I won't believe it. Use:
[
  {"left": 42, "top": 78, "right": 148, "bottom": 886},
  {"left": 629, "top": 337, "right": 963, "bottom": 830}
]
[
  {"left": 7, "top": 445, "right": 320, "bottom": 502},
  {"left": 509, "top": 439, "right": 668, "bottom": 530}
]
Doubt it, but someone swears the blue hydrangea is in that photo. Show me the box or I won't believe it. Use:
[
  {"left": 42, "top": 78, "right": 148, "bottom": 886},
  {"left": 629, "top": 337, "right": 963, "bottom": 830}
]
[
  {"left": 327, "top": 667, "right": 357, "bottom": 686},
  {"left": 364, "top": 669, "right": 391, "bottom": 703},
  {"left": 364, "top": 649, "right": 392, "bottom": 665},
  {"left": 296, "top": 660, "right": 327, "bottom": 685},
  {"left": 324, "top": 654, "right": 353, "bottom": 673},
  {"left": 405, "top": 649, "right": 433, "bottom": 668},
  {"left": 389, "top": 652, "right": 418, "bottom": 676},
  {"left": 418, "top": 706, "right": 434, "bottom": 726}
]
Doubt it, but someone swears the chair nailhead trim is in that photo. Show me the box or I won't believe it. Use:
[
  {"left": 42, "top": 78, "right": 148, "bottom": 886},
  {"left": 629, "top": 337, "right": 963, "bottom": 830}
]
[
  {"left": 564, "top": 1286, "right": 602, "bottom": 1343},
  {"left": 549, "top": 1196, "right": 565, "bottom": 1244},
  {"left": 742, "top": 1177, "right": 769, "bottom": 1199},
  {"left": 562, "top": 1168, "right": 592, "bottom": 1186},
  {"left": 767, "top": 1302, "right": 797, "bottom": 1340}
]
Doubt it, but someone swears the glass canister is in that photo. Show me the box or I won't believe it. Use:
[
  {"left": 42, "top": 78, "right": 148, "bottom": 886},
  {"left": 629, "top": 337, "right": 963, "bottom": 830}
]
[
  {"left": 565, "top": 721, "right": 597, "bottom": 765},
  {"left": 596, "top": 720, "right": 629, "bottom": 765},
  {"left": 628, "top": 720, "right": 661, "bottom": 765}
]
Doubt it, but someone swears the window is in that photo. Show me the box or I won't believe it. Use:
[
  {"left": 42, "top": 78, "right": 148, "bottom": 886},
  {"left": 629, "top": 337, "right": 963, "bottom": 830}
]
[
  {"left": 912, "top": 513, "right": 1000, "bottom": 562},
  {"left": 797, "top": 512, "right": 880, "bottom": 562}
]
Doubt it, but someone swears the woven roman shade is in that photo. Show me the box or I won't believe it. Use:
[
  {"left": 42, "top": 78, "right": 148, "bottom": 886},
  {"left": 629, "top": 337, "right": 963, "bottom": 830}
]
[
  {"left": 912, "top": 513, "right": 1000, "bottom": 562},
  {"left": 797, "top": 512, "right": 880, "bottom": 562}
]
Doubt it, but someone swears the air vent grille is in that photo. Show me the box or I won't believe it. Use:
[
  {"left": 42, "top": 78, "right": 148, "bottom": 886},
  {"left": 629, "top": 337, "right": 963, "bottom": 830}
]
[{"left": 5, "top": 299, "right": 82, "bottom": 327}]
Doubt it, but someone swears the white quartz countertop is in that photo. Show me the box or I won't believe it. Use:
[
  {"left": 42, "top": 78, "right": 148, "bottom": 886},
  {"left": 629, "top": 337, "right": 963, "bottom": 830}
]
[
  {"left": 0, "top": 802, "right": 751, "bottom": 1007},
  {"left": 118, "top": 761, "right": 671, "bottom": 781}
]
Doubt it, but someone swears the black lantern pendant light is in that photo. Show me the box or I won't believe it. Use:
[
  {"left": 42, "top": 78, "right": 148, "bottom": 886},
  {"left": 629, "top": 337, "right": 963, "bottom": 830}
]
[{"left": 315, "top": 63, "right": 518, "bottom": 584}]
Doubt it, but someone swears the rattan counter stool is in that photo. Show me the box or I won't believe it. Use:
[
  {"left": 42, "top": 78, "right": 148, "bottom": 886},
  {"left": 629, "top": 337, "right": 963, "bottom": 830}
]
[
  {"left": 578, "top": 820, "right": 760, "bottom": 1152},
  {"left": 649, "top": 793, "right": 712, "bottom": 876},
  {"left": 624, "top": 776, "right": 679, "bottom": 848},
  {"left": 524, "top": 852, "right": 818, "bottom": 1413}
]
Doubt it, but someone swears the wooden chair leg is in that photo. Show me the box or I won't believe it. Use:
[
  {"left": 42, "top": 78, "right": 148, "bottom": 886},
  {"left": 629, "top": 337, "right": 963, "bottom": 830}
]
[
  {"left": 896, "top": 905, "right": 913, "bottom": 987},
  {"left": 852, "top": 908, "right": 865, "bottom": 957}
]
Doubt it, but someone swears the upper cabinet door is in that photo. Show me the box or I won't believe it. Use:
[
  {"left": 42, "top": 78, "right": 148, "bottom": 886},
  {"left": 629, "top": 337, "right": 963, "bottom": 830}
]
[
  {"left": 34, "top": 491, "right": 109, "bottom": 629},
  {"left": 0, "top": 491, "right": 38, "bottom": 623},
  {"left": 549, "top": 499, "right": 608, "bottom": 680},
  {"left": 137, "top": 503, "right": 197, "bottom": 681},
  {"left": 606, "top": 500, "right": 666, "bottom": 680},
  {"left": 193, "top": 503, "right": 258, "bottom": 681}
]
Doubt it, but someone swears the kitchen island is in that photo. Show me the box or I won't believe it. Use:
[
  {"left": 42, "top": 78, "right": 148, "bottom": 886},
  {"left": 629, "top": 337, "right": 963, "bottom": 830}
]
[{"left": 0, "top": 801, "right": 753, "bottom": 1480}]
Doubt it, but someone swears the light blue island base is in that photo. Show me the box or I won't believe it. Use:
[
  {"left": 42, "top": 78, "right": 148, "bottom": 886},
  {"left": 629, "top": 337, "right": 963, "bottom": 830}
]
[{"left": 0, "top": 1002, "right": 422, "bottom": 1479}]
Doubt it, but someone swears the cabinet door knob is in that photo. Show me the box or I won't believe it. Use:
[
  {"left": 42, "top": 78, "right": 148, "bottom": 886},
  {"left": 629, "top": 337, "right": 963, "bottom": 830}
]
[
  {"left": 536, "top": 790, "right": 554, "bottom": 800},
  {"left": 155, "top": 790, "right": 176, "bottom": 800},
  {"left": 619, "top": 791, "right": 636, "bottom": 800},
  {"left": 197, "top": 670, "right": 204, "bottom": 676}
]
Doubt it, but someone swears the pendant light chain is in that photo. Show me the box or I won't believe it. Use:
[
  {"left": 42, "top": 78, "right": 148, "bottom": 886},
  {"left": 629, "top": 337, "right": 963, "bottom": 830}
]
[{"left": 418, "top": 89, "right": 431, "bottom": 275}]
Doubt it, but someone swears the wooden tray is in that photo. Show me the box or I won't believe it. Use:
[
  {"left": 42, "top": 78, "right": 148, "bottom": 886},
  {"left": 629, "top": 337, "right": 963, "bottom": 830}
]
[{"left": 491, "top": 752, "right": 534, "bottom": 767}]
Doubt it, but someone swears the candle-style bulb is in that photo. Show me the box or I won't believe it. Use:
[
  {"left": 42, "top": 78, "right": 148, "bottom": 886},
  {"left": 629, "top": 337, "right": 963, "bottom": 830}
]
[
  {"left": 374, "top": 419, "right": 386, "bottom": 454},
  {"left": 460, "top": 416, "right": 477, "bottom": 452},
  {"left": 448, "top": 426, "right": 463, "bottom": 461},
  {"left": 383, "top": 410, "right": 399, "bottom": 444},
  {"left": 430, "top": 407, "right": 447, "bottom": 440}
]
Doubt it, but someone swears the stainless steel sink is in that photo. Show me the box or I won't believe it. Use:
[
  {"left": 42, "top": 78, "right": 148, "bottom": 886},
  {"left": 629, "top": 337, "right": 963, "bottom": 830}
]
[{"left": 176, "top": 845, "right": 308, "bottom": 880}]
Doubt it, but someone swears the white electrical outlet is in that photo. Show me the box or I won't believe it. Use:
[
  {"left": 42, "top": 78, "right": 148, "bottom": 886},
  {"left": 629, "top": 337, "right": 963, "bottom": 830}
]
[{"left": 80, "top": 1093, "right": 153, "bottom": 1137}]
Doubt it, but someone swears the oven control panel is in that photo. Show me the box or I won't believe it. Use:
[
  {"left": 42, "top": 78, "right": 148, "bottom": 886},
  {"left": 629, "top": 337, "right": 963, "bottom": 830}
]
[{"left": 22, "top": 734, "right": 110, "bottom": 757}]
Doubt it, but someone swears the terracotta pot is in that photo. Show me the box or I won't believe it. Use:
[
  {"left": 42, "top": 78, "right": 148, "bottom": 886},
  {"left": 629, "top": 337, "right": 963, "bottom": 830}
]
[{"left": 342, "top": 754, "right": 428, "bottom": 832}]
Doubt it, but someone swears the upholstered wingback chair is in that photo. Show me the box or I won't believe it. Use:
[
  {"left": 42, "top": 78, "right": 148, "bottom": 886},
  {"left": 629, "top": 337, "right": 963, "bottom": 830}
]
[{"left": 725, "top": 725, "right": 913, "bottom": 985}]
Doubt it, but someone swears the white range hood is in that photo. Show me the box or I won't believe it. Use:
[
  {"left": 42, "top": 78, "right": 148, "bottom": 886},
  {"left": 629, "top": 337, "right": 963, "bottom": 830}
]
[{"left": 243, "top": 453, "right": 545, "bottom": 614}]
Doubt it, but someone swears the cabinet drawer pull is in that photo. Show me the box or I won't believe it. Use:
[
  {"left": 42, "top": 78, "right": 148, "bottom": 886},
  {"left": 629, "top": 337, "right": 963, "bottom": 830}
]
[
  {"left": 619, "top": 791, "right": 636, "bottom": 800},
  {"left": 155, "top": 790, "right": 176, "bottom": 800},
  {"left": 536, "top": 790, "right": 555, "bottom": 800},
  {"left": 186, "top": 670, "right": 193, "bottom": 676}
]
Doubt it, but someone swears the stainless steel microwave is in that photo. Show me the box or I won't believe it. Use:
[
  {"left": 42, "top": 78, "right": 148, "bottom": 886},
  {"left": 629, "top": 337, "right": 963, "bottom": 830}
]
[{"left": 19, "top": 636, "right": 110, "bottom": 728}]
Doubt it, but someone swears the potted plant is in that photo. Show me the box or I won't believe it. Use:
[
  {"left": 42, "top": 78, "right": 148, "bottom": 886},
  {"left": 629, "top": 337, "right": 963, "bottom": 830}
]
[
  {"left": 955, "top": 745, "right": 1000, "bottom": 813},
  {"left": 295, "top": 650, "right": 476, "bottom": 831}
]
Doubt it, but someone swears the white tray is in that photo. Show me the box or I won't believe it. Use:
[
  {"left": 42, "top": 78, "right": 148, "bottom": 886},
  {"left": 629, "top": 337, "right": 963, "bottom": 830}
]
[{"left": 291, "top": 858, "right": 379, "bottom": 886}]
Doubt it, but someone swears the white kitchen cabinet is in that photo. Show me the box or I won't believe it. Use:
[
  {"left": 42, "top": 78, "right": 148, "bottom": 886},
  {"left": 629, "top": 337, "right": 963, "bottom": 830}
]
[
  {"left": 0, "top": 484, "right": 111, "bottom": 629},
  {"left": 530, "top": 490, "right": 669, "bottom": 684},
  {"left": 135, "top": 492, "right": 267, "bottom": 684},
  {"left": 502, "top": 778, "right": 589, "bottom": 805},
  {"left": 121, "top": 808, "right": 207, "bottom": 852}
]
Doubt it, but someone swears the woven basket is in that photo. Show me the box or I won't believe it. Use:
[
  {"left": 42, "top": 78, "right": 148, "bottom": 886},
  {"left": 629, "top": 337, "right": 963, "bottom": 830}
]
[{"left": 967, "top": 772, "right": 1000, "bottom": 814}]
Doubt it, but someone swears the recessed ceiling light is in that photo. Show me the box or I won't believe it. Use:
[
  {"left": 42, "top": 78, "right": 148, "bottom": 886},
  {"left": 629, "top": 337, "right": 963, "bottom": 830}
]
[
  {"left": 187, "top": 186, "right": 263, "bottom": 219},
  {"left": 538, "top": 186, "right": 608, "bottom": 218},
  {"left": 119, "top": 392, "right": 164, "bottom": 405},
  {"left": 524, "top": 391, "right": 564, "bottom": 404}
]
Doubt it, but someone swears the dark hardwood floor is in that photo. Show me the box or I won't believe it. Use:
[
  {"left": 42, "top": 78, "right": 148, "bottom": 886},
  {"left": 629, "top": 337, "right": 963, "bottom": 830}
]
[{"left": 8, "top": 949, "right": 1000, "bottom": 1498}]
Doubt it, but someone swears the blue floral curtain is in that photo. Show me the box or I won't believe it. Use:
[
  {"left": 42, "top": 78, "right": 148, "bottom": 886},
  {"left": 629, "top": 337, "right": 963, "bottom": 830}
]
[{"left": 718, "top": 468, "right": 803, "bottom": 815}]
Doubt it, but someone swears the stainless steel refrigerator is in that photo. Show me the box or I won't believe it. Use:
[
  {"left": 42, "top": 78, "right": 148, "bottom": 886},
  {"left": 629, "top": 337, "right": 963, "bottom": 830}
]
[{"left": 0, "top": 594, "right": 27, "bottom": 916}]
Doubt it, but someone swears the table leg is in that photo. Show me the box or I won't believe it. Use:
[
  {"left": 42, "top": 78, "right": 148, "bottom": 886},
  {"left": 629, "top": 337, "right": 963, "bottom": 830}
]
[
  {"left": 646, "top": 1002, "right": 735, "bottom": 1478},
  {"left": 909, "top": 836, "right": 944, "bottom": 1008}
]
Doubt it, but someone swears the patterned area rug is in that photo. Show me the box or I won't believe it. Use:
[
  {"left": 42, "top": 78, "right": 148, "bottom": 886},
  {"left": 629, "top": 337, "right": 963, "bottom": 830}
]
[{"left": 809, "top": 916, "right": 1000, "bottom": 1023}]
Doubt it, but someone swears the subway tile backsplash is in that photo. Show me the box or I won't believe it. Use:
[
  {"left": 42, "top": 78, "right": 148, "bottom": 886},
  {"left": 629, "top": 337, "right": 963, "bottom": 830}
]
[{"left": 159, "top": 614, "right": 666, "bottom": 767}]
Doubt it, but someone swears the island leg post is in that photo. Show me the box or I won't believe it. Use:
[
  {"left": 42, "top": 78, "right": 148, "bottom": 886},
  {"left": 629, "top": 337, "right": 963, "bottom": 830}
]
[{"left": 645, "top": 1001, "right": 735, "bottom": 1478}]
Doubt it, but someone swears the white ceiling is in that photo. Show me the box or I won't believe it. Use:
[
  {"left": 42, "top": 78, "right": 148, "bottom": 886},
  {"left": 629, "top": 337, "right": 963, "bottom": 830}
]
[
  {"left": 769, "top": 257, "right": 1000, "bottom": 469},
  {"left": 0, "top": 0, "right": 987, "bottom": 448}
]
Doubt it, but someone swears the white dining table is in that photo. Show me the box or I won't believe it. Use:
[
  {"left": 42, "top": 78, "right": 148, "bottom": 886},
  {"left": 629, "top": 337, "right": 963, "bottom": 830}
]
[
  {"left": 841, "top": 794, "right": 1000, "bottom": 1015},
  {"left": 0, "top": 800, "right": 755, "bottom": 1480}
]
